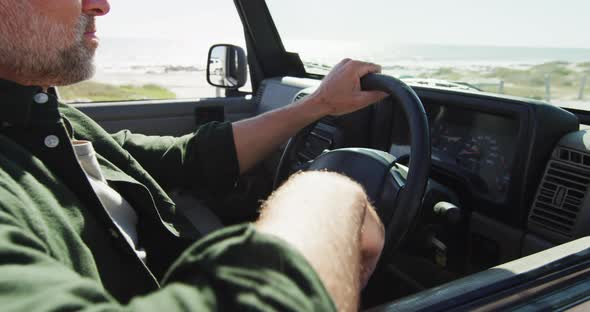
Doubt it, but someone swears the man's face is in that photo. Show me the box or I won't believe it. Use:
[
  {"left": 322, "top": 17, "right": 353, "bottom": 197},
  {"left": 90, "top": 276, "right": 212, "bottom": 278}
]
[{"left": 0, "top": 0, "right": 110, "bottom": 86}]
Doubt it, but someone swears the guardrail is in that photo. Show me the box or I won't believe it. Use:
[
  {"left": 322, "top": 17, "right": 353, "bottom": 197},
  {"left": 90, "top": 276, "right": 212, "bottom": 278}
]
[{"left": 472, "top": 74, "right": 588, "bottom": 103}]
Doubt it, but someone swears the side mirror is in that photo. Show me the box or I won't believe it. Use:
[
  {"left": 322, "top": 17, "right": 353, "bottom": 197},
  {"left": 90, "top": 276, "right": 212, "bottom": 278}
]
[{"left": 207, "top": 44, "right": 247, "bottom": 90}]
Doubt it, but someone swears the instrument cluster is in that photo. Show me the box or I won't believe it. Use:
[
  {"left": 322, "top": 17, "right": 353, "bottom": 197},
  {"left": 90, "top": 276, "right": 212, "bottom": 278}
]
[{"left": 428, "top": 104, "right": 519, "bottom": 201}]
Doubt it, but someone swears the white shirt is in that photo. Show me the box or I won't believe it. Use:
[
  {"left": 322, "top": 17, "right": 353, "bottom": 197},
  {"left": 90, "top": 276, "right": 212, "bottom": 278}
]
[{"left": 73, "top": 141, "right": 147, "bottom": 263}]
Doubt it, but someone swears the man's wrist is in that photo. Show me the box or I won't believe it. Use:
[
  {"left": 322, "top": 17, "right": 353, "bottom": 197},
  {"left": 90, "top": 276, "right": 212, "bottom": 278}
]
[{"left": 292, "top": 92, "right": 331, "bottom": 122}]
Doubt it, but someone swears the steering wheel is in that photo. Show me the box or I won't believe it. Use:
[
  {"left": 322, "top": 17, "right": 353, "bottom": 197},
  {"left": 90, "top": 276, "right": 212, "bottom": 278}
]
[{"left": 274, "top": 74, "right": 431, "bottom": 254}]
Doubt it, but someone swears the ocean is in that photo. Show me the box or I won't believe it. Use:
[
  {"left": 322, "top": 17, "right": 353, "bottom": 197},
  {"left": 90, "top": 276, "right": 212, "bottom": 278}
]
[{"left": 94, "top": 37, "right": 590, "bottom": 74}]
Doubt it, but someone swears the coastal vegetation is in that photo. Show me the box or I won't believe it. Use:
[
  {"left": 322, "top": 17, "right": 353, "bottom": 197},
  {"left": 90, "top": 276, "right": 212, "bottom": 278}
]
[
  {"left": 59, "top": 81, "right": 176, "bottom": 103},
  {"left": 415, "top": 61, "right": 589, "bottom": 102},
  {"left": 308, "top": 61, "right": 589, "bottom": 104}
]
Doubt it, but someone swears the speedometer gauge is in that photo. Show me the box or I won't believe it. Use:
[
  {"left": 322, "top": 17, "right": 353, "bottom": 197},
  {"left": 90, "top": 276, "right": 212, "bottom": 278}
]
[
  {"left": 432, "top": 124, "right": 462, "bottom": 155},
  {"left": 456, "top": 136, "right": 510, "bottom": 193},
  {"left": 457, "top": 136, "right": 497, "bottom": 170},
  {"left": 425, "top": 104, "right": 519, "bottom": 202}
]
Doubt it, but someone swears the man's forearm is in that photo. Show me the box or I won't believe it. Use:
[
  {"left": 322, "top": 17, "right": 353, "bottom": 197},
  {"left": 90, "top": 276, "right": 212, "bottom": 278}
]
[
  {"left": 232, "top": 59, "right": 386, "bottom": 174},
  {"left": 232, "top": 96, "right": 326, "bottom": 173},
  {"left": 256, "top": 172, "right": 367, "bottom": 311}
]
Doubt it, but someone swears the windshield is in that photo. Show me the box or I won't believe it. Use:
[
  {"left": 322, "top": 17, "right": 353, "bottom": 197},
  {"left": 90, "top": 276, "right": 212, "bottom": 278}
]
[{"left": 266, "top": 0, "right": 590, "bottom": 109}]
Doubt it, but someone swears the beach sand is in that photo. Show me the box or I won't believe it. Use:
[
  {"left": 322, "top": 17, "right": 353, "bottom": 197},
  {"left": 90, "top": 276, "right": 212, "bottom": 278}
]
[{"left": 92, "top": 69, "right": 220, "bottom": 99}]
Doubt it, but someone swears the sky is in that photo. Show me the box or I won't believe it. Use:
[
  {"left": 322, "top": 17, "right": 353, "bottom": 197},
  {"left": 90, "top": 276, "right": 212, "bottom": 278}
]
[
  {"left": 98, "top": 1, "right": 244, "bottom": 42},
  {"left": 97, "top": 0, "right": 590, "bottom": 48}
]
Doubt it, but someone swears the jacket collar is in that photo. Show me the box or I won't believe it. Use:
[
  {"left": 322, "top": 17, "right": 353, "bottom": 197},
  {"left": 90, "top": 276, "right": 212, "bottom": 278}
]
[{"left": 0, "top": 79, "right": 58, "bottom": 127}]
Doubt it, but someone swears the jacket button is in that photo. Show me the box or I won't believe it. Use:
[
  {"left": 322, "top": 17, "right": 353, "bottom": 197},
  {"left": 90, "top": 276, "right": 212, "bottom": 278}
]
[
  {"left": 34, "top": 93, "right": 49, "bottom": 104},
  {"left": 44, "top": 135, "right": 60, "bottom": 148}
]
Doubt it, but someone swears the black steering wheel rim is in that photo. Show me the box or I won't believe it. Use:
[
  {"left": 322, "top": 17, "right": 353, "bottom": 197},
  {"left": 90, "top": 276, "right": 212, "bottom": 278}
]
[
  {"left": 361, "top": 74, "right": 431, "bottom": 252},
  {"left": 274, "top": 74, "right": 431, "bottom": 253}
]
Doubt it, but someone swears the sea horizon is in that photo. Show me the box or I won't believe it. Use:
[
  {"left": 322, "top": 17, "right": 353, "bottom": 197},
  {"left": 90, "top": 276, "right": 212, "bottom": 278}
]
[{"left": 95, "top": 37, "right": 590, "bottom": 74}]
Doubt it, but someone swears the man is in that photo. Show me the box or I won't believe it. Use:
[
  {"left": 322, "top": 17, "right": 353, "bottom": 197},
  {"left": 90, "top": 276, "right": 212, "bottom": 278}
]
[{"left": 0, "top": 0, "right": 386, "bottom": 311}]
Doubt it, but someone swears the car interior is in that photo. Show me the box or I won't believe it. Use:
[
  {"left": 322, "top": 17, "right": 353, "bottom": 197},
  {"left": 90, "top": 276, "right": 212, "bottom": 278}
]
[{"left": 63, "top": 0, "right": 590, "bottom": 310}]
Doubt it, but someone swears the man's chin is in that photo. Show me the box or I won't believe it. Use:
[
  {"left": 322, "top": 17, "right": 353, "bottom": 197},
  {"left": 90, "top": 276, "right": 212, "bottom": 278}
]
[
  {"left": 50, "top": 62, "right": 96, "bottom": 87},
  {"left": 49, "top": 44, "right": 97, "bottom": 87}
]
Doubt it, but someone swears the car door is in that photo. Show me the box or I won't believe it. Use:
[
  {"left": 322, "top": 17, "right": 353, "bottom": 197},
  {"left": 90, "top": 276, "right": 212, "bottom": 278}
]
[
  {"left": 368, "top": 237, "right": 590, "bottom": 311},
  {"left": 70, "top": 95, "right": 256, "bottom": 137}
]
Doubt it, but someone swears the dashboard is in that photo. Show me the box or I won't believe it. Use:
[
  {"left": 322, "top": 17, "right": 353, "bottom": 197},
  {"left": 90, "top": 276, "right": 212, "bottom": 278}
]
[
  {"left": 256, "top": 77, "right": 579, "bottom": 228},
  {"left": 253, "top": 76, "right": 590, "bottom": 294},
  {"left": 387, "top": 88, "right": 579, "bottom": 227}
]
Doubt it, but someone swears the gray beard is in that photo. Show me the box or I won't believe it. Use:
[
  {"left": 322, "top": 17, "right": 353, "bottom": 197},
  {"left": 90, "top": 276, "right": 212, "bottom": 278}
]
[
  {"left": 0, "top": 11, "right": 96, "bottom": 86},
  {"left": 34, "top": 35, "right": 96, "bottom": 86}
]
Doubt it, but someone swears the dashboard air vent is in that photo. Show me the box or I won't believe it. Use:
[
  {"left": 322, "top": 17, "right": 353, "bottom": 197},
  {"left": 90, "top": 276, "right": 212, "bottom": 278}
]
[
  {"left": 293, "top": 92, "right": 309, "bottom": 103},
  {"left": 557, "top": 147, "right": 590, "bottom": 168},
  {"left": 292, "top": 92, "right": 336, "bottom": 126},
  {"left": 530, "top": 160, "right": 589, "bottom": 237}
]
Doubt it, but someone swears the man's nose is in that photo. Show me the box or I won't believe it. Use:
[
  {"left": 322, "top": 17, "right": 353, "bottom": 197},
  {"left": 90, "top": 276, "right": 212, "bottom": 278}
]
[{"left": 82, "top": 0, "right": 110, "bottom": 16}]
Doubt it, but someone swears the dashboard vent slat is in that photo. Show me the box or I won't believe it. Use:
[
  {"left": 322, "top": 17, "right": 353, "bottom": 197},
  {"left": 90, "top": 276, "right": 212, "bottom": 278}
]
[
  {"left": 557, "top": 147, "right": 590, "bottom": 169},
  {"left": 568, "top": 189, "right": 585, "bottom": 199},
  {"left": 530, "top": 159, "right": 589, "bottom": 238},
  {"left": 292, "top": 92, "right": 337, "bottom": 126},
  {"left": 534, "top": 202, "right": 577, "bottom": 220},
  {"left": 537, "top": 195, "right": 553, "bottom": 204},
  {"left": 293, "top": 92, "right": 309, "bottom": 102},
  {"left": 530, "top": 215, "right": 575, "bottom": 234},
  {"left": 540, "top": 189, "right": 555, "bottom": 197}
]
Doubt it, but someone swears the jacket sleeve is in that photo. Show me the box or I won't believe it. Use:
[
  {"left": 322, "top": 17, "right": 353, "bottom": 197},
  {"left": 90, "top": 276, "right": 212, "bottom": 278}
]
[
  {"left": 0, "top": 204, "right": 335, "bottom": 311},
  {"left": 110, "top": 121, "right": 240, "bottom": 192}
]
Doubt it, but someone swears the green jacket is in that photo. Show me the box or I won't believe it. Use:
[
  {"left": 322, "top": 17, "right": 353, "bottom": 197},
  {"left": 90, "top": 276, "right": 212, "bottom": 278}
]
[{"left": 0, "top": 80, "right": 335, "bottom": 311}]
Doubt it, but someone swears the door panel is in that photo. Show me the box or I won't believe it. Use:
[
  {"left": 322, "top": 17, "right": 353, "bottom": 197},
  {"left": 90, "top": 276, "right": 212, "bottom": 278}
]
[
  {"left": 369, "top": 237, "right": 590, "bottom": 311},
  {"left": 72, "top": 96, "right": 257, "bottom": 234},
  {"left": 73, "top": 96, "right": 256, "bottom": 136}
]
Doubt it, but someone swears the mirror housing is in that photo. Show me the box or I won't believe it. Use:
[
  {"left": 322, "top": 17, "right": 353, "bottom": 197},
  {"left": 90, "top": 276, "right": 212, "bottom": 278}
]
[{"left": 207, "top": 44, "right": 247, "bottom": 90}]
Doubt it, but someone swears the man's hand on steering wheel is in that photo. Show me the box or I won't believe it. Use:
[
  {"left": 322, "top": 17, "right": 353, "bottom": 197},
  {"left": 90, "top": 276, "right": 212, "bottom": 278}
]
[
  {"left": 297, "top": 59, "right": 389, "bottom": 117},
  {"left": 233, "top": 59, "right": 388, "bottom": 175}
]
